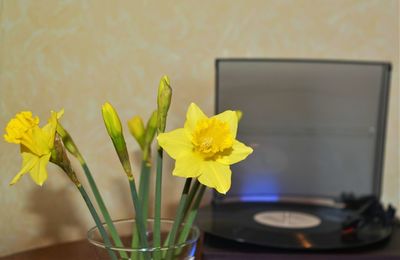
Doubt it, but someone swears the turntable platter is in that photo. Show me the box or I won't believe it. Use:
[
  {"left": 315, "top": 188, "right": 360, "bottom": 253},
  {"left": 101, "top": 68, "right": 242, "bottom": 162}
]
[{"left": 197, "top": 202, "right": 393, "bottom": 250}]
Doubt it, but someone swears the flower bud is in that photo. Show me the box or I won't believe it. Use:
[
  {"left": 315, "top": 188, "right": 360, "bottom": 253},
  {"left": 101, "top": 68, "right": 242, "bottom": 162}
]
[
  {"left": 128, "top": 116, "right": 145, "bottom": 149},
  {"left": 102, "top": 102, "right": 123, "bottom": 139},
  {"left": 101, "top": 102, "right": 133, "bottom": 178},
  {"left": 142, "top": 110, "right": 158, "bottom": 162},
  {"left": 144, "top": 110, "right": 158, "bottom": 147},
  {"left": 157, "top": 76, "right": 172, "bottom": 133}
]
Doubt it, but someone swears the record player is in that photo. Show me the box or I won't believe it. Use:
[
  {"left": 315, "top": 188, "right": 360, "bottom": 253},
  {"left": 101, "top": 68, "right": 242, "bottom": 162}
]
[{"left": 197, "top": 59, "right": 396, "bottom": 255}]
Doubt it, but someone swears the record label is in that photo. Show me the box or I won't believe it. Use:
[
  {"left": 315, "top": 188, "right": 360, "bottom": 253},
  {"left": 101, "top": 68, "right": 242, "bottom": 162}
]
[{"left": 253, "top": 210, "right": 321, "bottom": 229}]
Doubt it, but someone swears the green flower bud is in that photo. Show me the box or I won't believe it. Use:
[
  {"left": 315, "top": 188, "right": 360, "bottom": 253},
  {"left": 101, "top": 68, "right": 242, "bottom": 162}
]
[
  {"left": 101, "top": 102, "right": 132, "bottom": 178},
  {"left": 144, "top": 110, "right": 158, "bottom": 147},
  {"left": 102, "top": 102, "right": 123, "bottom": 139},
  {"left": 128, "top": 115, "right": 145, "bottom": 149},
  {"left": 157, "top": 75, "right": 172, "bottom": 133},
  {"left": 143, "top": 110, "right": 158, "bottom": 162}
]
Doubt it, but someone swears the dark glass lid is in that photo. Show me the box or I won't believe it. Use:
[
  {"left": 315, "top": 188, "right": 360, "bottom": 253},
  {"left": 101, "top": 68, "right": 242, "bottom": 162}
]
[{"left": 216, "top": 59, "right": 391, "bottom": 202}]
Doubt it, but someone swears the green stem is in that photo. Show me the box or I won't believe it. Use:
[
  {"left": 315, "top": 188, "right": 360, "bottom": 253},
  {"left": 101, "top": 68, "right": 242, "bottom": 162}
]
[
  {"left": 161, "top": 179, "right": 200, "bottom": 248},
  {"left": 153, "top": 147, "right": 163, "bottom": 260},
  {"left": 128, "top": 178, "right": 150, "bottom": 260},
  {"left": 79, "top": 158, "right": 128, "bottom": 259},
  {"left": 131, "top": 158, "right": 151, "bottom": 259},
  {"left": 165, "top": 178, "right": 192, "bottom": 260},
  {"left": 178, "top": 185, "right": 206, "bottom": 244},
  {"left": 58, "top": 124, "right": 128, "bottom": 259},
  {"left": 183, "top": 180, "right": 200, "bottom": 218},
  {"left": 131, "top": 227, "right": 140, "bottom": 260},
  {"left": 139, "top": 159, "right": 151, "bottom": 223},
  {"left": 78, "top": 185, "right": 118, "bottom": 260}
]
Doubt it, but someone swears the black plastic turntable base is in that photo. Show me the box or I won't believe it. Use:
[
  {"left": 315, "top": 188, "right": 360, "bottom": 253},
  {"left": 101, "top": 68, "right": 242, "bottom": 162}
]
[{"left": 201, "top": 222, "right": 400, "bottom": 260}]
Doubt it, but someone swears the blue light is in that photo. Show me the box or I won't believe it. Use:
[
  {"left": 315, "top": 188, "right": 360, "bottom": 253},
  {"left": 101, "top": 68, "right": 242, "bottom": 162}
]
[
  {"left": 232, "top": 169, "right": 280, "bottom": 200},
  {"left": 239, "top": 195, "right": 280, "bottom": 202},
  {"left": 189, "top": 244, "right": 196, "bottom": 257}
]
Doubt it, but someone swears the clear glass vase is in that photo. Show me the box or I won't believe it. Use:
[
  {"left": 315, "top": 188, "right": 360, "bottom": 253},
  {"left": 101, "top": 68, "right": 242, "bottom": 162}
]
[{"left": 87, "top": 218, "right": 200, "bottom": 260}]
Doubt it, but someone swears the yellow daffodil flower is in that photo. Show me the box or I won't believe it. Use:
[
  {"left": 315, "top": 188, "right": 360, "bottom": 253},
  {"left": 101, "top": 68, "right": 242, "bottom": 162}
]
[
  {"left": 4, "top": 110, "right": 63, "bottom": 186},
  {"left": 157, "top": 103, "right": 253, "bottom": 194}
]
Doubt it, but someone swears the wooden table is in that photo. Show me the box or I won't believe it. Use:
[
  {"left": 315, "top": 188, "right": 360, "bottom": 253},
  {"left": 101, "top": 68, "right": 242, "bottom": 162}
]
[
  {"left": 1, "top": 238, "right": 204, "bottom": 260},
  {"left": 3, "top": 226, "right": 400, "bottom": 260},
  {"left": 0, "top": 240, "right": 97, "bottom": 260}
]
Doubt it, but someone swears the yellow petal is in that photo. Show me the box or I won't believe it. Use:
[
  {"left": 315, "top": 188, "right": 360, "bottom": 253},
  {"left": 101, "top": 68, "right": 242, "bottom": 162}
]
[
  {"left": 236, "top": 110, "right": 243, "bottom": 122},
  {"left": 184, "top": 103, "right": 208, "bottom": 132},
  {"left": 55, "top": 109, "right": 64, "bottom": 119},
  {"left": 18, "top": 131, "right": 39, "bottom": 155},
  {"left": 30, "top": 127, "right": 51, "bottom": 155},
  {"left": 29, "top": 153, "right": 51, "bottom": 186},
  {"left": 212, "top": 110, "right": 238, "bottom": 138},
  {"left": 198, "top": 161, "right": 232, "bottom": 194},
  {"left": 10, "top": 152, "right": 39, "bottom": 185},
  {"left": 217, "top": 140, "right": 253, "bottom": 165},
  {"left": 41, "top": 114, "right": 58, "bottom": 149},
  {"left": 157, "top": 128, "right": 192, "bottom": 159},
  {"left": 172, "top": 153, "right": 203, "bottom": 178}
]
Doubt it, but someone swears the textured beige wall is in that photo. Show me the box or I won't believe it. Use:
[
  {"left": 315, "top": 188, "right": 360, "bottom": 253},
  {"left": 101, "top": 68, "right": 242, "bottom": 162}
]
[{"left": 0, "top": 0, "right": 398, "bottom": 256}]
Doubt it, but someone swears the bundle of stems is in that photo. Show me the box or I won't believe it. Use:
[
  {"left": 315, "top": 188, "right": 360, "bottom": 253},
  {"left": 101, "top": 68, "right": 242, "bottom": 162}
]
[{"left": 128, "top": 76, "right": 207, "bottom": 260}]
